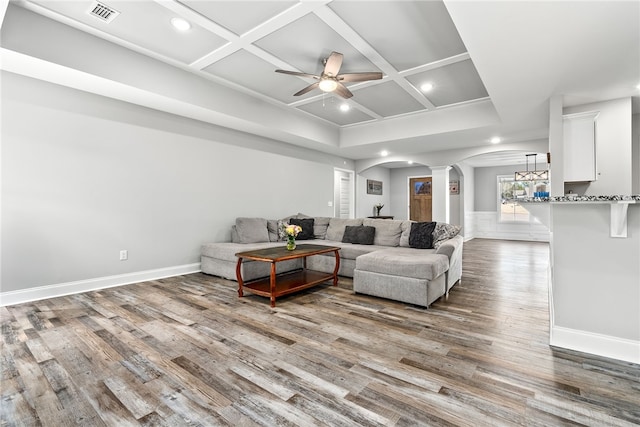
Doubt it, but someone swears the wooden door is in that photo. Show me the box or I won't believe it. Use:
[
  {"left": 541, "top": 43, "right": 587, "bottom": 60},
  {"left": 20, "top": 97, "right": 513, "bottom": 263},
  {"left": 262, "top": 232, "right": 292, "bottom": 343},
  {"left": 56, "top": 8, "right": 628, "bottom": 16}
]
[{"left": 409, "top": 177, "right": 432, "bottom": 222}]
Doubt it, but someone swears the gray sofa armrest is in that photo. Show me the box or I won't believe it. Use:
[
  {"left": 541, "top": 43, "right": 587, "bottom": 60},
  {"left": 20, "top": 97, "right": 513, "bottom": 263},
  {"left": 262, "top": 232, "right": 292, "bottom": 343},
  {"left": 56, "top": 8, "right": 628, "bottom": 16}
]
[
  {"left": 435, "top": 234, "right": 464, "bottom": 292},
  {"left": 435, "top": 234, "right": 463, "bottom": 260}
]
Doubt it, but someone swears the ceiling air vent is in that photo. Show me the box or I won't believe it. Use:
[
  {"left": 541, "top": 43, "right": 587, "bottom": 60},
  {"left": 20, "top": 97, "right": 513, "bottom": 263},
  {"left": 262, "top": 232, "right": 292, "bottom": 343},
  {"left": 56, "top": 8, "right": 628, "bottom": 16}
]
[{"left": 87, "top": 1, "right": 120, "bottom": 23}]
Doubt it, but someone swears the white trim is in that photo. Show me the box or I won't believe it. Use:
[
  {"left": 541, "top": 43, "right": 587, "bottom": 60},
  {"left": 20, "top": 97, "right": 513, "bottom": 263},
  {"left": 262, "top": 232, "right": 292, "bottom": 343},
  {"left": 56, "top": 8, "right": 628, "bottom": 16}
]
[
  {"left": 0, "top": 263, "right": 201, "bottom": 307},
  {"left": 463, "top": 211, "right": 476, "bottom": 241},
  {"left": 550, "top": 325, "right": 640, "bottom": 365}
]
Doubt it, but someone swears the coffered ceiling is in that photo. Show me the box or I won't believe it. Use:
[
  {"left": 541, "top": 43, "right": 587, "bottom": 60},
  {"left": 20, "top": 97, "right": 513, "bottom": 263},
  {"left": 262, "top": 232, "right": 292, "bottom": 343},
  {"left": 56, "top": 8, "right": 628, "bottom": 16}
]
[{"left": 1, "top": 0, "right": 638, "bottom": 165}]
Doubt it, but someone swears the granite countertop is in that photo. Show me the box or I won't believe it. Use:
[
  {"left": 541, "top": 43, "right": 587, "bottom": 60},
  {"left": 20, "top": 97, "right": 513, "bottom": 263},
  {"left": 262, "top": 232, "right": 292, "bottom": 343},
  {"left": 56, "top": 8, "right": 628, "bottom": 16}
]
[{"left": 516, "top": 195, "right": 640, "bottom": 203}]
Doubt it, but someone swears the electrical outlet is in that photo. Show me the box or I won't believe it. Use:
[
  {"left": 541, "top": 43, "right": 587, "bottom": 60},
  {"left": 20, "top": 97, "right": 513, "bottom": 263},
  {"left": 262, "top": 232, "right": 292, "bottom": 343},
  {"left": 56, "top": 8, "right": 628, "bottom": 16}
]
[
  {"left": 328, "top": 201, "right": 333, "bottom": 207},
  {"left": 119, "top": 250, "right": 128, "bottom": 261}
]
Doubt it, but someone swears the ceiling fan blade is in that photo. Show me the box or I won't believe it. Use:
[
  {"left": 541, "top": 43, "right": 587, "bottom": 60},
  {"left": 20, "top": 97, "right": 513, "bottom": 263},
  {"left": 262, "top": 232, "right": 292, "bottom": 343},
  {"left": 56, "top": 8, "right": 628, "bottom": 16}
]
[
  {"left": 293, "top": 82, "right": 320, "bottom": 96},
  {"left": 338, "top": 72, "right": 383, "bottom": 82},
  {"left": 334, "top": 82, "right": 353, "bottom": 99},
  {"left": 275, "top": 69, "right": 319, "bottom": 79},
  {"left": 323, "top": 51, "right": 343, "bottom": 76}
]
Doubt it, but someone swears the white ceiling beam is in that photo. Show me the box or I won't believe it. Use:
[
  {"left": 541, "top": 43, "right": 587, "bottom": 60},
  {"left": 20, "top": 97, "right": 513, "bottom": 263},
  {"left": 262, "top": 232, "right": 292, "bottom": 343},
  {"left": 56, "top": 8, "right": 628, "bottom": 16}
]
[
  {"left": 0, "top": 0, "right": 9, "bottom": 29},
  {"left": 169, "top": 0, "right": 331, "bottom": 70},
  {"left": 400, "top": 52, "right": 471, "bottom": 77}
]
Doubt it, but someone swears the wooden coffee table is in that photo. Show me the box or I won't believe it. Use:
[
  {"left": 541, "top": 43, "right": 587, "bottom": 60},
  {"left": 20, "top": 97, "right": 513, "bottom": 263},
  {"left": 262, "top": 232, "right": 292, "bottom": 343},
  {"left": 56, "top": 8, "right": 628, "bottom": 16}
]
[{"left": 235, "top": 244, "right": 340, "bottom": 307}]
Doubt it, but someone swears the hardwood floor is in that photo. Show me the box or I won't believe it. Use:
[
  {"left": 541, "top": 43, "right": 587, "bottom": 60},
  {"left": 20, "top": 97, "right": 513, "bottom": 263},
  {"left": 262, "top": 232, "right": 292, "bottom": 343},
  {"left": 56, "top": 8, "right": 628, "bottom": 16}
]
[{"left": 2, "top": 239, "right": 639, "bottom": 426}]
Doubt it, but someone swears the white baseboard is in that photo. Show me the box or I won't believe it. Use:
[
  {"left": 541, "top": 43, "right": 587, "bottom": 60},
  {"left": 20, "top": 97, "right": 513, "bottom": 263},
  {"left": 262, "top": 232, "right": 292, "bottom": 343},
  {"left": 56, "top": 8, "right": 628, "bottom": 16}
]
[
  {"left": 0, "top": 263, "right": 201, "bottom": 307},
  {"left": 550, "top": 325, "right": 640, "bottom": 365}
]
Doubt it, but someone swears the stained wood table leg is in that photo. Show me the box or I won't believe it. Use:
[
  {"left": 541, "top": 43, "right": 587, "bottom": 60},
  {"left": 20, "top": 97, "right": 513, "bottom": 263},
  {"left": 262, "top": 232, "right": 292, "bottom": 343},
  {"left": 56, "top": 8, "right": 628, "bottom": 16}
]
[
  {"left": 270, "top": 262, "right": 276, "bottom": 307},
  {"left": 332, "top": 249, "right": 340, "bottom": 286},
  {"left": 236, "top": 257, "right": 244, "bottom": 298}
]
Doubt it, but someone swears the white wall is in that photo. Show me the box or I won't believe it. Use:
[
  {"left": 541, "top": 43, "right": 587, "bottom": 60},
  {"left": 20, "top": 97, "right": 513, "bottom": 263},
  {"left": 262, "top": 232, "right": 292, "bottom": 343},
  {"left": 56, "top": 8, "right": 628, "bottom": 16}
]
[
  {"left": 1, "top": 73, "right": 347, "bottom": 294},
  {"left": 356, "top": 166, "right": 390, "bottom": 218},
  {"left": 633, "top": 113, "right": 639, "bottom": 194},
  {"left": 456, "top": 162, "right": 475, "bottom": 239}
]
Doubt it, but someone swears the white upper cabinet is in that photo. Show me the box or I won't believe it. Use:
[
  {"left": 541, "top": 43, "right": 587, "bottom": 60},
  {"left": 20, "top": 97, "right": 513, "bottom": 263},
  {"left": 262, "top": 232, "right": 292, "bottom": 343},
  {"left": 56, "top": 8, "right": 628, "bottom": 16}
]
[{"left": 563, "top": 111, "right": 599, "bottom": 182}]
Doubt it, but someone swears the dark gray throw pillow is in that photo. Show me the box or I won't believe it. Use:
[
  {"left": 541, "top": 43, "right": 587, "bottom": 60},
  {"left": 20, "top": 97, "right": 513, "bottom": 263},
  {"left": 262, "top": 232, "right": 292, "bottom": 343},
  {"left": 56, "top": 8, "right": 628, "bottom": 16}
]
[
  {"left": 409, "top": 221, "right": 437, "bottom": 249},
  {"left": 342, "top": 225, "right": 375, "bottom": 245},
  {"left": 289, "top": 218, "right": 315, "bottom": 240}
]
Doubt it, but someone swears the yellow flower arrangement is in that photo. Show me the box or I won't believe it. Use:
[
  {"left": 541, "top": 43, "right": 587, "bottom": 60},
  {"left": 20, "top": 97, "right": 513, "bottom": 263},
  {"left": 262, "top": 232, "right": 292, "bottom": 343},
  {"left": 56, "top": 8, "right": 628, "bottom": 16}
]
[
  {"left": 284, "top": 224, "right": 302, "bottom": 238},
  {"left": 282, "top": 223, "right": 302, "bottom": 250}
]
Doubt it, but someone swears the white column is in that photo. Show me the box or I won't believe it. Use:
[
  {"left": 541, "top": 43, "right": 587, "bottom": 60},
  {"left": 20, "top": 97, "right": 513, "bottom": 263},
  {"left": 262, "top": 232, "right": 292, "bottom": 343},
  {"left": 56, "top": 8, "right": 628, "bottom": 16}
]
[
  {"left": 431, "top": 165, "right": 451, "bottom": 223},
  {"left": 548, "top": 95, "right": 564, "bottom": 197}
]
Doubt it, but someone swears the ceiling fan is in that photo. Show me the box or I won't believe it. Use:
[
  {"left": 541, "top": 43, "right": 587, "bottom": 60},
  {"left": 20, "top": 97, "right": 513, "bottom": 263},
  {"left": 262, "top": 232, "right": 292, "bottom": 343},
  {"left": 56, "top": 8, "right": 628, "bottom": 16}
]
[{"left": 275, "top": 51, "right": 383, "bottom": 99}]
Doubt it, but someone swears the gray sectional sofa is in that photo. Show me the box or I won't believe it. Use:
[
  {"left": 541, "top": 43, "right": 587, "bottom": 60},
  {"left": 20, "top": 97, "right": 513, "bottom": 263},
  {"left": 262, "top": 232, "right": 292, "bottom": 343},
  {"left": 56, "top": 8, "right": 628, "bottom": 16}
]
[{"left": 201, "top": 214, "right": 463, "bottom": 308}]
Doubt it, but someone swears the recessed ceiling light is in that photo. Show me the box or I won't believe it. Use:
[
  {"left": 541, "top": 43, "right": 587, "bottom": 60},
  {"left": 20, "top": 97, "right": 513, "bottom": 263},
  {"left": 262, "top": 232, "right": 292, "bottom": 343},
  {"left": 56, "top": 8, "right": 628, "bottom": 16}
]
[
  {"left": 339, "top": 103, "right": 350, "bottom": 112},
  {"left": 490, "top": 137, "right": 501, "bottom": 144},
  {"left": 171, "top": 17, "right": 191, "bottom": 31},
  {"left": 408, "top": 161, "right": 414, "bottom": 165},
  {"left": 380, "top": 150, "right": 389, "bottom": 157},
  {"left": 420, "top": 83, "right": 434, "bottom": 92}
]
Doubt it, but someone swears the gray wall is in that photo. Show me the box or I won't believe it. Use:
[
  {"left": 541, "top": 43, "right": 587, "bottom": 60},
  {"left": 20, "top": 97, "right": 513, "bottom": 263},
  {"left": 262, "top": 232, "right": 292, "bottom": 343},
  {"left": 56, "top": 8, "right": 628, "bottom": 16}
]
[
  {"left": 552, "top": 205, "right": 639, "bottom": 343},
  {"left": 388, "top": 166, "right": 460, "bottom": 224},
  {"left": 474, "top": 164, "right": 523, "bottom": 211},
  {"left": 1, "top": 73, "right": 347, "bottom": 292},
  {"left": 356, "top": 166, "right": 390, "bottom": 218},
  {"left": 390, "top": 166, "right": 431, "bottom": 220}
]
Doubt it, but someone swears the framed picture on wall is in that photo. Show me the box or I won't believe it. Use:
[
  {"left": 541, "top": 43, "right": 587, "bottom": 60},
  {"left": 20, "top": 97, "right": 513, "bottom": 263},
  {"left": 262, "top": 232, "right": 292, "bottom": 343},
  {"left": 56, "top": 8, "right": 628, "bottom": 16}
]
[
  {"left": 367, "top": 179, "right": 383, "bottom": 195},
  {"left": 449, "top": 180, "right": 459, "bottom": 195}
]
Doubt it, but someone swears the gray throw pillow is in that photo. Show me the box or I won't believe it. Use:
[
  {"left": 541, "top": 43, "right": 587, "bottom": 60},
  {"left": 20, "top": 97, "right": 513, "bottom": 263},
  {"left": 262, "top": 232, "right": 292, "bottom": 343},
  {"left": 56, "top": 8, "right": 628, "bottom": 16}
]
[
  {"left": 342, "top": 225, "right": 375, "bottom": 245},
  {"left": 230, "top": 225, "right": 240, "bottom": 243},
  {"left": 267, "top": 219, "right": 280, "bottom": 242},
  {"left": 313, "top": 217, "right": 331, "bottom": 239},
  {"left": 235, "top": 217, "right": 269, "bottom": 243},
  {"left": 409, "top": 221, "right": 437, "bottom": 249},
  {"left": 326, "top": 218, "right": 363, "bottom": 241},
  {"left": 399, "top": 220, "right": 414, "bottom": 247},
  {"left": 363, "top": 219, "right": 403, "bottom": 246}
]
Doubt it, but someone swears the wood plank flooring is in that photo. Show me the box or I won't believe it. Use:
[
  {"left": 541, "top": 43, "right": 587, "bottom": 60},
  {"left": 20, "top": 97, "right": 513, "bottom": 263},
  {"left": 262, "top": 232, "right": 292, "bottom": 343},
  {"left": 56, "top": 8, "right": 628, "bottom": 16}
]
[{"left": 1, "top": 239, "right": 639, "bottom": 426}]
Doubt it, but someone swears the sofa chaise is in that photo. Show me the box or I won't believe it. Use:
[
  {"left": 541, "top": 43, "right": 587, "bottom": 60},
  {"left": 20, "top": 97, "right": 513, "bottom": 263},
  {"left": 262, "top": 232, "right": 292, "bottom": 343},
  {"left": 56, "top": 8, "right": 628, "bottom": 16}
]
[{"left": 201, "top": 214, "right": 463, "bottom": 308}]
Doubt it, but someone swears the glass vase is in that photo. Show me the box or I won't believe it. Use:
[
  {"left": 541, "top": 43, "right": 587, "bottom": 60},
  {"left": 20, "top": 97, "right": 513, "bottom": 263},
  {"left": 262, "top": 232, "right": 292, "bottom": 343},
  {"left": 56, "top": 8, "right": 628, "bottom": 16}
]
[{"left": 286, "top": 236, "right": 296, "bottom": 251}]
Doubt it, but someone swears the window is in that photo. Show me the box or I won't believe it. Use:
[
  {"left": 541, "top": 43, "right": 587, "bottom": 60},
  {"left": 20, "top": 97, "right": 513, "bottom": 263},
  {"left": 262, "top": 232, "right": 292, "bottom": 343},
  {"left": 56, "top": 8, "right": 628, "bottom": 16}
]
[{"left": 497, "top": 175, "right": 549, "bottom": 223}]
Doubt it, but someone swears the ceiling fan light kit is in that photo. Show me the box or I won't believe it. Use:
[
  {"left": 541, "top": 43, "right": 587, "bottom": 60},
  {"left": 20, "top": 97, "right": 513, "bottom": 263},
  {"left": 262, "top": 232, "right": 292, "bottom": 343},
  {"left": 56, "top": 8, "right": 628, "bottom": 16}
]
[
  {"left": 319, "top": 78, "right": 338, "bottom": 92},
  {"left": 276, "top": 51, "right": 382, "bottom": 99}
]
